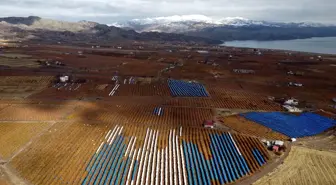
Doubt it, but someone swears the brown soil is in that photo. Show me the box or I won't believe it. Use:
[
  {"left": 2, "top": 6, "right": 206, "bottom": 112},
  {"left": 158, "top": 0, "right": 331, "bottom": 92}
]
[{"left": 253, "top": 146, "right": 336, "bottom": 185}]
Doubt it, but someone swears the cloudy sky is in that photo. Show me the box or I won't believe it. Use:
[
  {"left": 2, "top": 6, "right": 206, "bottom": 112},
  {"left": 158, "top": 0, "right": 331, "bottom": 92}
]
[{"left": 0, "top": 0, "right": 334, "bottom": 24}]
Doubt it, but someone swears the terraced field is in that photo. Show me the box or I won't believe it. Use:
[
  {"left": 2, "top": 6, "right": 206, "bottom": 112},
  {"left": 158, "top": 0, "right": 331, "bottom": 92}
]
[
  {"left": 0, "top": 122, "right": 50, "bottom": 159},
  {"left": 254, "top": 146, "right": 336, "bottom": 185}
]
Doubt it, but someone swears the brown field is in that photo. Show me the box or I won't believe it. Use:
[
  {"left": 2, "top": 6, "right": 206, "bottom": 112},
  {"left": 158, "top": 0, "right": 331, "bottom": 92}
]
[
  {"left": 10, "top": 122, "right": 103, "bottom": 185},
  {"left": 0, "top": 58, "right": 40, "bottom": 68},
  {"left": 163, "top": 97, "right": 282, "bottom": 111},
  {"left": 0, "top": 104, "right": 9, "bottom": 110},
  {"left": 0, "top": 76, "right": 53, "bottom": 99},
  {"left": 0, "top": 53, "right": 40, "bottom": 68},
  {"left": 114, "top": 83, "right": 171, "bottom": 96},
  {"left": 0, "top": 86, "right": 46, "bottom": 99},
  {"left": 0, "top": 53, "right": 32, "bottom": 58},
  {"left": 68, "top": 104, "right": 213, "bottom": 127},
  {"left": 0, "top": 76, "right": 53, "bottom": 86},
  {"left": 0, "top": 43, "right": 335, "bottom": 185},
  {"left": 0, "top": 179, "right": 9, "bottom": 185},
  {"left": 254, "top": 146, "right": 336, "bottom": 185},
  {"left": 0, "top": 122, "right": 50, "bottom": 159},
  {"left": 11, "top": 121, "right": 269, "bottom": 185},
  {"left": 0, "top": 104, "right": 75, "bottom": 121},
  {"left": 219, "top": 115, "right": 289, "bottom": 140}
]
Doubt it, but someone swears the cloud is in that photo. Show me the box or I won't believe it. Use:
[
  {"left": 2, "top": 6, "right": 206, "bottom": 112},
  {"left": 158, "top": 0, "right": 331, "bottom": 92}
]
[{"left": 0, "top": 0, "right": 334, "bottom": 24}]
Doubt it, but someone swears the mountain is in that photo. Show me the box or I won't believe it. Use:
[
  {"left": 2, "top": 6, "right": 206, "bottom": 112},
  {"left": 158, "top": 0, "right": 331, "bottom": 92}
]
[
  {"left": 113, "top": 15, "right": 336, "bottom": 41},
  {"left": 0, "top": 16, "right": 221, "bottom": 44}
]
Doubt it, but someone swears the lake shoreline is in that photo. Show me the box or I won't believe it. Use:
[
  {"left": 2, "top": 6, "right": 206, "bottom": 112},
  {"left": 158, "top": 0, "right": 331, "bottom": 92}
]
[{"left": 220, "top": 37, "right": 336, "bottom": 55}]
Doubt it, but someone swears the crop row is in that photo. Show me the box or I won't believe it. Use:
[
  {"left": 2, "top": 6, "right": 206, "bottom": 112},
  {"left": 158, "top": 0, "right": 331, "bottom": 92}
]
[
  {"left": 114, "top": 83, "right": 171, "bottom": 96},
  {"left": 83, "top": 125, "right": 269, "bottom": 185},
  {"left": 0, "top": 122, "right": 50, "bottom": 159},
  {"left": 71, "top": 105, "right": 213, "bottom": 127},
  {"left": 0, "top": 76, "right": 53, "bottom": 86},
  {"left": 163, "top": 98, "right": 282, "bottom": 111},
  {"left": 0, "top": 104, "right": 75, "bottom": 121},
  {"left": 11, "top": 122, "right": 108, "bottom": 185},
  {"left": 11, "top": 122, "right": 269, "bottom": 185},
  {"left": 218, "top": 115, "right": 289, "bottom": 140}
]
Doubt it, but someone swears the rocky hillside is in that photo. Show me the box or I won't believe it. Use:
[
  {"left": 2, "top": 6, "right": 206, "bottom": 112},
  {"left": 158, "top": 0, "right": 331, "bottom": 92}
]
[{"left": 0, "top": 16, "right": 221, "bottom": 44}]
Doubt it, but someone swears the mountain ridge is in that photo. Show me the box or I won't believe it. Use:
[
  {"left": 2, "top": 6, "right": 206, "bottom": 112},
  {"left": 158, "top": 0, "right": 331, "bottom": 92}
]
[
  {"left": 0, "top": 16, "right": 221, "bottom": 44},
  {"left": 113, "top": 15, "right": 336, "bottom": 41}
]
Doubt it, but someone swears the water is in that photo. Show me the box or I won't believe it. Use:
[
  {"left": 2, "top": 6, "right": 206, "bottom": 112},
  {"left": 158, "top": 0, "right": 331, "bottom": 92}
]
[{"left": 221, "top": 37, "right": 336, "bottom": 55}]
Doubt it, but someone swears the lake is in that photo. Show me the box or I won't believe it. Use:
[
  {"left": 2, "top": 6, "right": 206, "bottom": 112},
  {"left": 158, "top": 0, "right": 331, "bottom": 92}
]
[{"left": 221, "top": 37, "right": 336, "bottom": 55}]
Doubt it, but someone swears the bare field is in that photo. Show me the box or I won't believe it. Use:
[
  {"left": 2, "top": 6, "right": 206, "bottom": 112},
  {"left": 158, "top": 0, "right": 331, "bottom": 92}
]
[
  {"left": 0, "top": 53, "right": 32, "bottom": 58},
  {"left": 10, "top": 122, "right": 104, "bottom": 185},
  {"left": 0, "top": 122, "right": 50, "bottom": 159},
  {"left": 0, "top": 58, "right": 40, "bottom": 68},
  {"left": 219, "top": 115, "right": 289, "bottom": 140},
  {"left": 0, "top": 86, "right": 46, "bottom": 99},
  {"left": 163, "top": 97, "right": 282, "bottom": 111},
  {"left": 68, "top": 103, "right": 213, "bottom": 127},
  {"left": 0, "top": 104, "right": 9, "bottom": 110},
  {"left": 0, "top": 76, "right": 53, "bottom": 86},
  {"left": 0, "top": 168, "right": 10, "bottom": 185},
  {"left": 114, "top": 83, "right": 171, "bottom": 96},
  {"left": 0, "top": 53, "right": 40, "bottom": 68},
  {"left": 0, "top": 104, "right": 75, "bottom": 121},
  {"left": 254, "top": 146, "right": 336, "bottom": 185},
  {"left": 0, "top": 76, "right": 53, "bottom": 99}
]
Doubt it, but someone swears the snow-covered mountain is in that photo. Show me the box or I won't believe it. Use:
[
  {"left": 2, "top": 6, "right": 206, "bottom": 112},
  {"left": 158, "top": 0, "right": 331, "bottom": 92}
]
[{"left": 112, "top": 15, "right": 330, "bottom": 33}]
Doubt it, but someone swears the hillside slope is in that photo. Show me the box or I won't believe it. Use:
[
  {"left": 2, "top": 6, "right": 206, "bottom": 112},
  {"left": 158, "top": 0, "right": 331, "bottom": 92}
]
[
  {"left": 0, "top": 16, "right": 221, "bottom": 44},
  {"left": 114, "top": 15, "right": 336, "bottom": 41}
]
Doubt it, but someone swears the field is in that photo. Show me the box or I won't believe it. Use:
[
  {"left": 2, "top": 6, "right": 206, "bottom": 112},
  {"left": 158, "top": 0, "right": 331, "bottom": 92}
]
[
  {"left": 218, "top": 115, "right": 289, "bottom": 140},
  {"left": 0, "top": 122, "right": 51, "bottom": 159},
  {"left": 0, "top": 43, "right": 335, "bottom": 185},
  {"left": 0, "top": 104, "right": 75, "bottom": 121},
  {"left": 69, "top": 104, "right": 213, "bottom": 127},
  {"left": 254, "top": 146, "right": 336, "bottom": 185},
  {"left": 0, "top": 76, "right": 53, "bottom": 85},
  {"left": 0, "top": 58, "right": 40, "bottom": 68},
  {"left": 163, "top": 97, "right": 281, "bottom": 111},
  {"left": 0, "top": 76, "right": 53, "bottom": 99},
  {"left": 0, "top": 104, "right": 9, "bottom": 110},
  {"left": 115, "top": 83, "right": 171, "bottom": 96},
  {"left": 0, "top": 53, "right": 40, "bottom": 68},
  {"left": 11, "top": 121, "right": 269, "bottom": 185}
]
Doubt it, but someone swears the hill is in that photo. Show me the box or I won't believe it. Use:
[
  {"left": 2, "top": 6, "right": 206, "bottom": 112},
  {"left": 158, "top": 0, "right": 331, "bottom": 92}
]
[
  {"left": 0, "top": 16, "right": 221, "bottom": 44},
  {"left": 114, "top": 15, "right": 336, "bottom": 41}
]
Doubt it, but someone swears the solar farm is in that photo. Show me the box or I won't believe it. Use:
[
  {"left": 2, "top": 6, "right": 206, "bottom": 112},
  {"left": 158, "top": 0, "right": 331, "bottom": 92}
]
[{"left": 0, "top": 43, "right": 335, "bottom": 185}]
